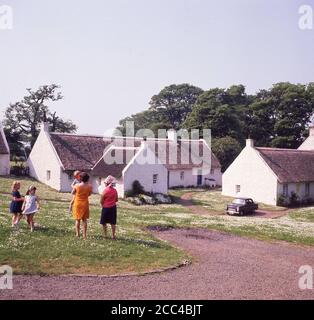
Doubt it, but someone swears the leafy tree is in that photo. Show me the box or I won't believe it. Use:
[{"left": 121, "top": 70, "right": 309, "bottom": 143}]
[
  {"left": 149, "top": 83, "right": 203, "bottom": 130},
  {"left": 4, "top": 85, "right": 77, "bottom": 152},
  {"left": 183, "top": 86, "right": 247, "bottom": 141},
  {"left": 211, "top": 136, "right": 242, "bottom": 172}
]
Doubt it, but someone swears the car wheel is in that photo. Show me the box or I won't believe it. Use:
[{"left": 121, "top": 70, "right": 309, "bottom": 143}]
[{"left": 239, "top": 210, "right": 244, "bottom": 216}]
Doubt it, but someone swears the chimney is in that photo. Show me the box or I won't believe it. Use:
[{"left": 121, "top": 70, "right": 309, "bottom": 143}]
[
  {"left": 246, "top": 138, "right": 254, "bottom": 148},
  {"left": 41, "top": 122, "right": 49, "bottom": 132},
  {"left": 167, "top": 129, "right": 177, "bottom": 142}
]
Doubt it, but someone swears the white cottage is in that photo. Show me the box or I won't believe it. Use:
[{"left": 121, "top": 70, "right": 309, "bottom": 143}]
[
  {"left": 222, "top": 131, "right": 314, "bottom": 206},
  {"left": 0, "top": 123, "right": 10, "bottom": 175},
  {"left": 27, "top": 123, "right": 221, "bottom": 196}
]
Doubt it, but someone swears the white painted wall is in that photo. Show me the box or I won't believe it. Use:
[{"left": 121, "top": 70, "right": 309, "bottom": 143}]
[
  {"left": 277, "top": 182, "right": 314, "bottom": 203},
  {"left": 123, "top": 145, "right": 168, "bottom": 196},
  {"left": 168, "top": 168, "right": 221, "bottom": 188},
  {"left": 93, "top": 176, "right": 124, "bottom": 197},
  {"left": 0, "top": 123, "right": 10, "bottom": 175},
  {"left": 298, "top": 127, "right": 314, "bottom": 150},
  {"left": 222, "top": 141, "right": 279, "bottom": 206},
  {"left": 27, "top": 128, "right": 63, "bottom": 191},
  {"left": 0, "top": 154, "right": 10, "bottom": 175}
]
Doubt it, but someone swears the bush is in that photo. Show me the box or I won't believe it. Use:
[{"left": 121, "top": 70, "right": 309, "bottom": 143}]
[
  {"left": 125, "top": 180, "right": 145, "bottom": 197},
  {"left": 277, "top": 194, "right": 288, "bottom": 207},
  {"left": 10, "top": 164, "right": 29, "bottom": 176},
  {"left": 289, "top": 191, "right": 300, "bottom": 207}
]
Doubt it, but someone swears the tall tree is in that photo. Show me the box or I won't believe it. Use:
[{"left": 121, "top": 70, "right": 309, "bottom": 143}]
[
  {"left": 4, "top": 84, "right": 77, "bottom": 153},
  {"left": 149, "top": 83, "right": 203, "bottom": 130},
  {"left": 211, "top": 136, "right": 242, "bottom": 172},
  {"left": 183, "top": 86, "right": 248, "bottom": 141}
]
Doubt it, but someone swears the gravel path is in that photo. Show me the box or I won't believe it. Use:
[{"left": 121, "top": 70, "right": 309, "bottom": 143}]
[{"left": 1, "top": 228, "right": 313, "bottom": 300}]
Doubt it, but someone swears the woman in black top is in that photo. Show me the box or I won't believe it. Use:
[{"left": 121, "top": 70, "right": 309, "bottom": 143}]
[{"left": 10, "top": 181, "right": 24, "bottom": 227}]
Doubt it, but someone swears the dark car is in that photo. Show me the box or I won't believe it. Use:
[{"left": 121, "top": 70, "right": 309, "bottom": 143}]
[{"left": 226, "top": 197, "right": 258, "bottom": 216}]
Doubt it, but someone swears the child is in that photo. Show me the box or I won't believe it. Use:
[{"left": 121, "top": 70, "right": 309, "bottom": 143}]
[
  {"left": 71, "top": 171, "right": 81, "bottom": 188},
  {"left": 9, "top": 181, "right": 24, "bottom": 227},
  {"left": 22, "top": 186, "right": 40, "bottom": 232},
  {"left": 69, "top": 171, "right": 81, "bottom": 213}
]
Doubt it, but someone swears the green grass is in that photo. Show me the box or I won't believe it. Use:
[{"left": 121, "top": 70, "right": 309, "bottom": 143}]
[
  {"left": 0, "top": 176, "right": 188, "bottom": 275},
  {"left": 288, "top": 207, "right": 314, "bottom": 223},
  {"left": 1, "top": 176, "right": 314, "bottom": 276}
]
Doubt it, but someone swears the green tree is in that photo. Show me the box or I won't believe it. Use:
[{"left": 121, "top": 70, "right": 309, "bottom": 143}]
[
  {"left": 183, "top": 86, "right": 247, "bottom": 141},
  {"left": 211, "top": 136, "right": 242, "bottom": 172},
  {"left": 4, "top": 84, "right": 77, "bottom": 153},
  {"left": 149, "top": 83, "right": 203, "bottom": 130}
]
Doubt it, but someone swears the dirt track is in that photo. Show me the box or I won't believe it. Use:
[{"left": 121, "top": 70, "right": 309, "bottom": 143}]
[{"left": 1, "top": 228, "right": 314, "bottom": 300}]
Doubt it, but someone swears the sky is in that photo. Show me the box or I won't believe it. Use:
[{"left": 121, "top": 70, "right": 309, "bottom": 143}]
[{"left": 0, "top": 0, "right": 313, "bottom": 135}]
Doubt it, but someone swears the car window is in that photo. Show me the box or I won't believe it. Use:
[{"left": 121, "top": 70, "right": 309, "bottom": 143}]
[
  {"left": 246, "top": 199, "right": 253, "bottom": 204},
  {"left": 232, "top": 199, "right": 245, "bottom": 205}
]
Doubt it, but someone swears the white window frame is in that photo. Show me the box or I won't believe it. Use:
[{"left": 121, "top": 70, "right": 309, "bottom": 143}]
[
  {"left": 235, "top": 185, "right": 240, "bottom": 193},
  {"left": 153, "top": 174, "right": 158, "bottom": 184},
  {"left": 283, "top": 184, "right": 288, "bottom": 197},
  {"left": 180, "top": 171, "right": 184, "bottom": 180},
  {"left": 47, "top": 170, "right": 51, "bottom": 181}
]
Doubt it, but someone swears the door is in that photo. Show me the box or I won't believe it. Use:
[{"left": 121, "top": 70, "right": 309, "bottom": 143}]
[{"left": 197, "top": 174, "right": 202, "bottom": 186}]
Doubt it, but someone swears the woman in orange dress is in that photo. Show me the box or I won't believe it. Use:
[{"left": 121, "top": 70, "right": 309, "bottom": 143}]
[{"left": 71, "top": 172, "right": 92, "bottom": 239}]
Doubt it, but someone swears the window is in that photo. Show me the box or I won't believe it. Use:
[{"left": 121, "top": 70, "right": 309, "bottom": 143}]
[
  {"left": 98, "top": 177, "right": 102, "bottom": 185},
  {"left": 180, "top": 171, "right": 184, "bottom": 180},
  {"left": 153, "top": 174, "right": 158, "bottom": 184},
  {"left": 296, "top": 183, "right": 300, "bottom": 194},
  {"left": 305, "top": 183, "right": 310, "bottom": 197},
  {"left": 233, "top": 198, "right": 245, "bottom": 205},
  {"left": 210, "top": 169, "right": 214, "bottom": 175},
  {"left": 283, "top": 184, "right": 288, "bottom": 197},
  {"left": 47, "top": 170, "right": 51, "bottom": 181},
  {"left": 235, "top": 185, "right": 241, "bottom": 193}
]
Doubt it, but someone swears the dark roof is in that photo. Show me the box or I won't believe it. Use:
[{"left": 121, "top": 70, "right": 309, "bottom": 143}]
[
  {"left": 49, "top": 133, "right": 221, "bottom": 175},
  {"left": 256, "top": 147, "right": 314, "bottom": 183},
  {"left": 91, "top": 147, "right": 139, "bottom": 178},
  {"left": 0, "top": 130, "right": 9, "bottom": 154}
]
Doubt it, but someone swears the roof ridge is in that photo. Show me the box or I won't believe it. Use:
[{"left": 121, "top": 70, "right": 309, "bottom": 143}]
[
  {"left": 50, "top": 132, "right": 203, "bottom": 142},
  {"left": 256, "top": 147, "right": 314, "bottom": 153}
]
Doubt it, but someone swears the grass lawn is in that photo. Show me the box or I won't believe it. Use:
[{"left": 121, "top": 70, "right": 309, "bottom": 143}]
[
  {"left": 1, "top": 176, "right": 314, "bottom": 276},
  {"left": 0, "top": 176, "right": 188, "bottom": 275}
]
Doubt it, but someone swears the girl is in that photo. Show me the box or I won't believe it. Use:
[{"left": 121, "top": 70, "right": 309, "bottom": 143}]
[
  {"left": 22, "top": 186, "right": 40, "bottom": 232},
  {"left": 9, "top": 181, "right": 24, "bottom": 227}
]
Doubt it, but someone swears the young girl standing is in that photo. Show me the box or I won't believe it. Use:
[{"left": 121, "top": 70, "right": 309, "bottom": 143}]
[
  {"left": 22, "top": 186, "right": 40, "bottom": 232},
  {"left": 9, "top": 181, "right": 24, "bottom": 227}
]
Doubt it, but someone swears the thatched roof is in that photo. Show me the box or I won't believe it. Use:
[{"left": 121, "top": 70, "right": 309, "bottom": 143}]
[{"left": 256, "top": 147, "right": 314, "bottom": 183}]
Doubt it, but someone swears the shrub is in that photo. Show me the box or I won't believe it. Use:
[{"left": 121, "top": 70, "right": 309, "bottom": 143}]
[
  {"left": 125, "top": 180, "right": 145, "bottom": 197},
  {"left": 289, "top": 191, "right": 300, "bottom": 207}
]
